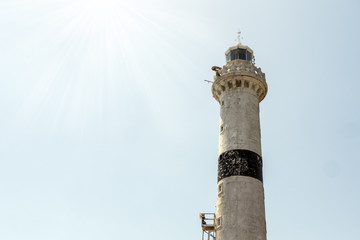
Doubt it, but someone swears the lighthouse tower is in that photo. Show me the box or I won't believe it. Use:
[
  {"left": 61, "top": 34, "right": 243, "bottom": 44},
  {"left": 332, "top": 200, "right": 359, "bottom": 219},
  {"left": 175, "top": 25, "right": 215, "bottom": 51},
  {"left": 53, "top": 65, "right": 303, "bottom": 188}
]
[{"left": 206, "top": 35, "right": 268, "bottom": 240}]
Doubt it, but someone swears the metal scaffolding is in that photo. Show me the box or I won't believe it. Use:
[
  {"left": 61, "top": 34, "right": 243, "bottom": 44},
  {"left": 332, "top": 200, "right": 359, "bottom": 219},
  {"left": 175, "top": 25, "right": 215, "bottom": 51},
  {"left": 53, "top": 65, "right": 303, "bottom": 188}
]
[{"left": 200, "top": 213, "right": 216, "bottom": 240}]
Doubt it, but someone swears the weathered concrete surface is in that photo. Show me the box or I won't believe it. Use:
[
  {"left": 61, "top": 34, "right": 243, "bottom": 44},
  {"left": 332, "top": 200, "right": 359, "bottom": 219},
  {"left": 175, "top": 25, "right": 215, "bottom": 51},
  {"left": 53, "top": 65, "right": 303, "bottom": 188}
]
[
  {"left": 218, "top": 90, "right": 261, "bottom": 156},
  {"left": 216, "top": 176, "right": 266, "bottom": 240}
]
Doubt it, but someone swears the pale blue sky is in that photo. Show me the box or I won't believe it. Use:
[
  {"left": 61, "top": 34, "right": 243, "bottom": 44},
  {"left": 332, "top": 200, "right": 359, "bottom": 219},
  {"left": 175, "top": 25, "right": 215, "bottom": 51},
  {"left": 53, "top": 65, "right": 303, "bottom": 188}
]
[{"left": 0, "top": 0, "right": 360, "bottom": 239}]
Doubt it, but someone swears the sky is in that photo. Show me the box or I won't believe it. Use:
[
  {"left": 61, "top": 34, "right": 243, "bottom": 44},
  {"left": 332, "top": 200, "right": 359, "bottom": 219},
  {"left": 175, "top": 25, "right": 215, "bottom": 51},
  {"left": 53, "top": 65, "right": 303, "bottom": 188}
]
[{"left": 0, "top": 0, "right": 360, "bottom": 239}]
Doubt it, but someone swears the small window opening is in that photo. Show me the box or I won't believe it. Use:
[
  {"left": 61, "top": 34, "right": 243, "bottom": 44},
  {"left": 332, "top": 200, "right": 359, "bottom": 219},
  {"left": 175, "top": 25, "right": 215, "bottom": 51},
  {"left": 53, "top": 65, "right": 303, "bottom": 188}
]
[{"left": 216, "top": 217, "right": 222, "bottom": 227}]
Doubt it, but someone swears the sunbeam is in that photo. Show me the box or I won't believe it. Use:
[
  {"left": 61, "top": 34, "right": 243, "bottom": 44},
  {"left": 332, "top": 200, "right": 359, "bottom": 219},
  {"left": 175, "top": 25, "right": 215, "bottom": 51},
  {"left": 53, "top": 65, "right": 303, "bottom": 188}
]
[{"left": 16, "top": 0, "right": 163, "bottom": 134}]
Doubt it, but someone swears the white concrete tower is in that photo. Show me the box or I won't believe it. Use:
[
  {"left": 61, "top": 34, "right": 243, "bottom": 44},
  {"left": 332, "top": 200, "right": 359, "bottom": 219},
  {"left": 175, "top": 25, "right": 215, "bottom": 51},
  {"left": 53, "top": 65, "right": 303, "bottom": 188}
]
[{"left": 211, "top": 37, "right": 268, "bottom": 240}]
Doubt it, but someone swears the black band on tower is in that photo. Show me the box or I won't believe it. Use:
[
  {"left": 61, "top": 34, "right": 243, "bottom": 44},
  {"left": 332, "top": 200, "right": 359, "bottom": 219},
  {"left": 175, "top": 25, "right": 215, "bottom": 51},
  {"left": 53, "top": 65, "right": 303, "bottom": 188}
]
[{"left": 218, "top": 149, "right": 263, "bottom": 182}]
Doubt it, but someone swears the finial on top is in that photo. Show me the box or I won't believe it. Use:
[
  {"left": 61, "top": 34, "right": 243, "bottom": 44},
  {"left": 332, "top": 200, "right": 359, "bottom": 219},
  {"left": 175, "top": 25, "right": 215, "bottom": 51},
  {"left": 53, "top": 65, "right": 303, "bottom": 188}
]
[{"left": 236, "top": 31, "right": 242, "bottom": 44}]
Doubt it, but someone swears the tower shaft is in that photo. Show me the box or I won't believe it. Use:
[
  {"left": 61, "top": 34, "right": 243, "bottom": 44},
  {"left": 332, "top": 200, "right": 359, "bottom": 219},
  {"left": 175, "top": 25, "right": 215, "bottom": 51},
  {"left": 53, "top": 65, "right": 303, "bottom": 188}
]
[{"left": 211, "top": 51, "right": 267, "bottom": 240}]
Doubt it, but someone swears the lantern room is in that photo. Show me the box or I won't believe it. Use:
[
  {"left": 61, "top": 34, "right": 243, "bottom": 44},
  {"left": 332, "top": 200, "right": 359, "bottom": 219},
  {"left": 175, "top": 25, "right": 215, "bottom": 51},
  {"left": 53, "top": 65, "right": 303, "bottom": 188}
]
[{"left": 225, "top": 43, "right": 254, "bottom": 63}]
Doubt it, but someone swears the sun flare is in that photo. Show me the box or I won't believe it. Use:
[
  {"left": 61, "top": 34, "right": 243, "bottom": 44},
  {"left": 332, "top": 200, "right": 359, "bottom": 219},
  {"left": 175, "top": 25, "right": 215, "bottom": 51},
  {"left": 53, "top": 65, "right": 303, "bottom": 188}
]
[
  {"left": 19, "top": 0, "right": 190, "bottom": 133},
  {"left": 74, "top": 0, "right": 130, "bottom": 24}
]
